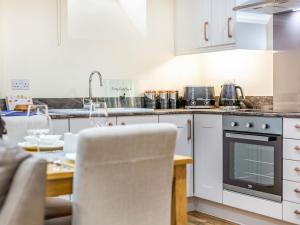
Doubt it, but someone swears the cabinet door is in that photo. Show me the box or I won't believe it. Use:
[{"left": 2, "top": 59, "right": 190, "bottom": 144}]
[
  {"left": 70, "top": 117, "right": 117, "bottom": 133},
  {"left": 211, "top": 0, "right": 236, "bottom": 46},
  {"left": 224, "top": 0, "right": 236, "bottom": 45},
  {"left": 199, "top": 0, "right": 212, "bottom": 48},
  {"left": 116, "top": 115, "right": 158, "bottom": 125},
  {"left": 159, "top": 114, "right": 193, "bottom": 197},
  {"left": 194, "top": 114, "right": 223, "bottom": 203},
  {"left": 175, "top": 0, "right": 211, "bottom": 53},
  {"left": 52, "top": 119, "right": 69, "bottom": 135}
]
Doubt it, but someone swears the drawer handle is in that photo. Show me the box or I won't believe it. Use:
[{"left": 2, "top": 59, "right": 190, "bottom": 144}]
[
  {"left": 187, "top": 119, "right": 192, "bottom": 141},
  {"left": 227, "top": 17, "right": 233, "bottom": 38},
  {"left": 108, "top": 122, "right": 113, "bottom": 127},
  {"left": 121, "top": 122, "right": 126, "bottom": 126},
  {"left": 295, "top": 167, "right": 300, "bottom": 172},
  {"left": 295, "top": 188, "right": 300, "bottom": 193},
  {"left": 295, "top": 146, "right": 300, "bottom": 151},
  {"left": 294, "top": 210, "right": 300, "bottom": 215},
  {"left": 204, "top": 21, "right": 209, "bottom": 42},
  {"left": 295, "top": 124, "right": 300, "bottom": 129}
]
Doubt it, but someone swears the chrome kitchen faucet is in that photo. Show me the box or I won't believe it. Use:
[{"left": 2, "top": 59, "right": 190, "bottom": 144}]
[{"left": 89, "top": 70, "right": 103, "bottom": 102}]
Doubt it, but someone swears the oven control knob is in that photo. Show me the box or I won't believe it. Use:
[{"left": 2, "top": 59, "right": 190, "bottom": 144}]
[
  {"left": 231, "top": 122, "right": 238, "bottom": 127},
  {"left": 246, "top": 123, "right": 253, "bottom": 128},
  {"left": 261, "top": 124, "right": 269, "bottom": 129}
]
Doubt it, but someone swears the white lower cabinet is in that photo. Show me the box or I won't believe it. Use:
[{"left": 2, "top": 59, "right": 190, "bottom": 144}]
[
  {"left": 223, "top": 190, "right": 283, "bottom": 220},
  {"left": 283, "top": 180, "right": 300, "bottom": 204},
  {"left": 283, "top": 159, "right": 300, "bottom": 183},
  {"left": 116, "top": 115, "right": 158, "bottom": 125},
  {"left": 284, "top": 118, "right": 300, "bottom": 139},
  {"left": 159, "top": 114, "right": 193, "bottom": 197},
  {"left": 52, "top": 119, "right": 69, "bottom": 135},
  {"left": 69, "top": 117, "right": 117, "bottom": 133},
  {"left": 284, "top": 138, "right": 300, "bottom": 161},
  {"left": 194, "top": 114, "right": 223, "bottom": 203},
  {"left": 283, "top": 201, "right": 300, "bottom": 224}
]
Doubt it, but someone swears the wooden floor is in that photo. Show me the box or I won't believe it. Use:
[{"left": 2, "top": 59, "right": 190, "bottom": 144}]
[{"left": 188, "top": 212, "right": 238, "bottom": 225}]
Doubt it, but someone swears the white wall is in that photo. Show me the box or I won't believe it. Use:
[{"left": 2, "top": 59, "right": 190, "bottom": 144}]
[
  {"left": 199, "top": 50, "right": 273, "bottom": 96},
  {"left": 0, "top": 0, "right": 273, "bottom": 98},
  {"left": 0, "top": 0, "right": 4, "bottom": 97}
]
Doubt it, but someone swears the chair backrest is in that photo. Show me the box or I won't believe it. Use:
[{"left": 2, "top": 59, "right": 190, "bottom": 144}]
[
  {"left": 73, "top": 123, "right": 177, "bottom": 225},
  {"left": 0, "top": 147, "right": 46, "bottom": 225}
]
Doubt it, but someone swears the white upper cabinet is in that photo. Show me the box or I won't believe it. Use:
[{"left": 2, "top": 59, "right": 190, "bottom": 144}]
[
  {"left": 198, "top": 0, "right": 212, "bottom": 48},
  {"left": 211, "top": 0, "right": 236, "bottom": 46},
  {"left": 175, "top": 0, "right": 274, "bottom": 54},
  {"left": 175, "top": 0, "right": 208, "bottom": 51},
  {"left": 175, "top": 0, "right": 236, "bottom": 55}
]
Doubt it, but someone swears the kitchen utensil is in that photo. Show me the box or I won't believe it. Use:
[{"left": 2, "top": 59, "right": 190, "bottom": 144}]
[
  {"left": 27, "top": 105, "right": 52, "bottom": 152},
  {"left": 64, "top": 133, "right": 78, "bottom": 153},
  {"left": 219, "top": 83, "right": 245, "bottom": 109},
  {"left": 184, "top": 86, "right": 215, "bottom": 109},
  {"left": 169, "top": 90, "right": 179, "bottom": 109},
  {"left": 144, "top": 90, "right": 157, "bottom": 109},
  {"left": 89, "top": 101, "right": 109, "bottom": 127},
  {"left": 158, "top": 91, "right": 169, "bottom": 109},
  {"left": 18, "top": 140, "right": 64, "bottom": 152}
]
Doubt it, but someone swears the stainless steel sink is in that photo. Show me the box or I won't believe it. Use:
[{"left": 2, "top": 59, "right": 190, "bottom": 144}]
[{"left": 49, "top": 108, "right": 154, "bottom": 115}]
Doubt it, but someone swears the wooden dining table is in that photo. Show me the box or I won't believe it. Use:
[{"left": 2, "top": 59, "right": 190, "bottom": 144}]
[{"left": 47, "top": 154, "right": 192, "bottom": 225}]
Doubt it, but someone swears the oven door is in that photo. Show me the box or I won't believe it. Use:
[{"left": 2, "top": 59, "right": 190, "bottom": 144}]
[{"left": 223, "top": 131, "right": 282, "bottom": 202}]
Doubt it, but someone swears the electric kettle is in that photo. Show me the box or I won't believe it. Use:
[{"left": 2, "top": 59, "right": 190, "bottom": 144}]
[{"left": 219, "top": 83, "right": 245, "bottom": 109}]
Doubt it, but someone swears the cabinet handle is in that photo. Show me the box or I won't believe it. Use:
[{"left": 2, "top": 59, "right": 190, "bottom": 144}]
[
  {"left": 295, "top": 188, "right": 300, "bottom": 193},
  {"left": 295, "top": 146, "right": 300, "bottom": 151},
  {"left": 187, "top": 119, "right": 192, "bottom": 141},
  {"left": 204, "top": 21, "right": 209, "bottom": 42},
  {"left": 108, "top": 122, "right": 113, "bottom": 127},
  {"left": 295, "top": 167, "right": 300, "bottom": 172},
  {"left": 121, "top": 122, "right": 126, "bottom": 126},
  {"left": 227, "top": 17, "right": 233, "bottom": 38},
  {"left": 295, "top": 124, "right": 300, "bottom": 129},
  {"left": 294, "top": 210, "right": 300, "bottom": 215}
]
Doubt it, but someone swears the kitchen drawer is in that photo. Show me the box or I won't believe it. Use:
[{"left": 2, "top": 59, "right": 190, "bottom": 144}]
[
  {"left": 223, "top": 190, "right": 282, "bottom": 220},
  {"left": 284, "top": 160, "right": 300, "bottom": 182},
  {"left": 284, "top": 138, "right": 300, "bottom": 161},
  {"left": 284, "top": 118, "right": 300, "bottom": 139},
  {"left": 283, "top": 201, "right": 300, "bottom": 224},
  {"left": 117, "top": 115, "right": 158, "bottom": 125},
  {"left": 284, "top": 180, "right": 300, "bottom": 204},
  {"left": 70, "top": 117, "right": 117, "bottom": 133}
]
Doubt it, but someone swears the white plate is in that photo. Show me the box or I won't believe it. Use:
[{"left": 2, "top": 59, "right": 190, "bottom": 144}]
[{"left": 18, "top": 140, "right": 64, "bottom": 151}]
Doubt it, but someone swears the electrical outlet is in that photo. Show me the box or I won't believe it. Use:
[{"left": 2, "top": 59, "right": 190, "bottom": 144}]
[{"left": 11, "top": 79, "right": 30, "bottom": 90}]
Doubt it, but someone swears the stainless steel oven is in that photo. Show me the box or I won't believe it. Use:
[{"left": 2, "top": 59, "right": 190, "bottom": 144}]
[{"left": 223, "top": 116, "right": 283, "bottom": 202}]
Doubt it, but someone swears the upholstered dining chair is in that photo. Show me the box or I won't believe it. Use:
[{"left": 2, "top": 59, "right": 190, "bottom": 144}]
[
  {"left": 0, "top": 146, "right": 47, "bottom": 225},
  {"left": 0, "top": 116, "right": 72, "bottom": 225},
  {"left": 72, "top": 123, "right": 177, "bottom": 225}
]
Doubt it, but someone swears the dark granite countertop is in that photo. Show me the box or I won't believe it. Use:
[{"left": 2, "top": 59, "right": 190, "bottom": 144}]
[{"left": 48, "top": 108, "right": 300, "bottom": 119}]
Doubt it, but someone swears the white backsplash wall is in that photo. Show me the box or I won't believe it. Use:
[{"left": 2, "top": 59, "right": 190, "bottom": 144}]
[
  {"left": 199, "top": 50, "right": 274, "bottom": 96},
  {"left": 0, "top": 0, "right": 273, "bottom": 98}
]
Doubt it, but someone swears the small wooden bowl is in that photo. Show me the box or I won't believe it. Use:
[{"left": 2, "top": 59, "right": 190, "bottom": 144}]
[{"left": 14, "top": 104, "right": 36, "bottom": 112}]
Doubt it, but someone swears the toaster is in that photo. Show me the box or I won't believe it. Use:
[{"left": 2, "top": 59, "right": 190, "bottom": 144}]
[{"left": 184, "top": 86, "right": 215, "bottom": 109}]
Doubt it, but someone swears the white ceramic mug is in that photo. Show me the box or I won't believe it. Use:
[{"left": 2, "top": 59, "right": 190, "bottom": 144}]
[{"left": 63, "top": 133, "right": 78, "bottom": 153}]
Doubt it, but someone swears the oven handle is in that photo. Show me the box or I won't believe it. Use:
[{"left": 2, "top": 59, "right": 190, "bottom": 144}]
[{"left": 225, "top": 133, "right": 276, "bottom": 142}]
